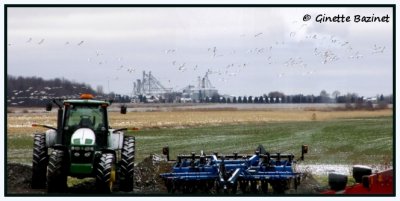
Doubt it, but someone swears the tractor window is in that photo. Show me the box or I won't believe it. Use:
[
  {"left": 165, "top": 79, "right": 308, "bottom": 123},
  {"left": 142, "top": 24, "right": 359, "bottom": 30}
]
[{"left": 66, "top": 105, "right": 106, "bottom": 131}]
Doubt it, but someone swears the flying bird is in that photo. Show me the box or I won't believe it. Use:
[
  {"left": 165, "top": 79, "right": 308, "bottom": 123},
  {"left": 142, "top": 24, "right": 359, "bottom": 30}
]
[
  {"left": 38, "top": 39, "right": 45, "bottom": 45},
  {"left": 77, "top": 41, "right": 84, "bottom": 46},
  {"left": 254, "top": 32, "right": 263, "bottom": 37}
]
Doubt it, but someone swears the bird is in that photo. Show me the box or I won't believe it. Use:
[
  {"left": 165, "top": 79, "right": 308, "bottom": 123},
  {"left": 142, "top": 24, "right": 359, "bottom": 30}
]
[
  {"left": 38, "top": 39, "right": 45, "bottom": 45},
  {"left": 372, "top": 44, "right": 385, "bottom": 54},
  {"left": 26, "top": 38, "right": 32, "bottom": 43},
  {"left": 127, "top": 68, "right": 135, "bottom": 73},
  {"left": 341, "top": 41, "right": 349, "bottom": 46},
  {"left": 178, "top": 63, "right": 186, "bottom": 71},
  {"left": 212, "top": 47, "right": 217, "bottom": 57},
  {"left": 254, "top": 32, "right": 263, "bottom": 37},
  {"left": 77, "top": 41, "right": 84, "bottom": 46}
]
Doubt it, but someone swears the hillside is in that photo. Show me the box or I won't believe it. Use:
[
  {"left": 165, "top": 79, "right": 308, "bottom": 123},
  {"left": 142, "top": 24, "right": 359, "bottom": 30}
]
[{"left": 7, "top": 75, "right": 99, "bottom": 107}]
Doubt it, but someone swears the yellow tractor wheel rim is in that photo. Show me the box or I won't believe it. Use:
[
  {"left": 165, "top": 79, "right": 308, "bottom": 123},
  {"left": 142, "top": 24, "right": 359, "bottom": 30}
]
[{"left": 109, "top": 166, "right": 116, "bottom": 191}]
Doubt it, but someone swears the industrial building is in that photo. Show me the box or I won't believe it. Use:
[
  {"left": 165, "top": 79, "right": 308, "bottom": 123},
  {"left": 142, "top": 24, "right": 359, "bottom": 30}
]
[
  {"left": 131, "top": 71, "right": 218, "bottom": 103},
  {"left": 182, "top": 72, "right": 218, "bottom": 102}
]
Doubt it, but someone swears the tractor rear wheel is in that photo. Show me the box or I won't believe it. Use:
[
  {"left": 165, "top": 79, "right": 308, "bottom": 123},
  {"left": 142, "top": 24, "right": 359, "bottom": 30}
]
[
  {"left": 96, "top": 153, "right": 116, "bottom": 193},
  {"left": 47, "top": 149, "right": 67, "bottom": 193},
  {"left": 31, "top": 133, "right": 48, "bottom": 189},
  {"left": 120, "top": 136, "right": 135, "bottom": 192}
]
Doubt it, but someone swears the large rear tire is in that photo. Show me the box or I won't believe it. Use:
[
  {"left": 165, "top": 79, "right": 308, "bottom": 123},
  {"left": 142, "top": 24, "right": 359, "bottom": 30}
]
[
  {"left": 47, "top": 149, "right": 67, "bottom": 193},
  {"left": 31, "top": 134, "right": 48, "bottom": 189},
  {"left": 120, "top": 136, "right": 135, "bottom": 192},
  {"left": 96, "top": 153, "right": 116, "bottom": 193}
]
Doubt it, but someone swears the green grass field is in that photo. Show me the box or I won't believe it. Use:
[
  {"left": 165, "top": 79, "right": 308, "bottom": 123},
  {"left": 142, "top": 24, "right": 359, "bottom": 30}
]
[{"left": 7, "top": 116, "right": 393, "bottom": 166}]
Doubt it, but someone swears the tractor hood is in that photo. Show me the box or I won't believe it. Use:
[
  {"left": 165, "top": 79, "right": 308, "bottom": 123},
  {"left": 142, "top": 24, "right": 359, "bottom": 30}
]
[{"left": 71, "top": 128, "right": 96, "bottom": 146}]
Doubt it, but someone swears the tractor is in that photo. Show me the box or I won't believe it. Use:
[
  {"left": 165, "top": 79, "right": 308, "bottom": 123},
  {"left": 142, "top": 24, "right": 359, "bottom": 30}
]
[{"left": 30, "top": 94, "right": 136, "bottom": 193}]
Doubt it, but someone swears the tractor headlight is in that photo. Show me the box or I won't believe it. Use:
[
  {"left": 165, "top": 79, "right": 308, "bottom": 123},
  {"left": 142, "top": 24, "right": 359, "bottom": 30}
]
[
  {"left": 74, "top": 152, "right": 80, "bottom": 157},
  {"left": 84, "top": 152, "right": 92, "bottom": 157},
  {"left": 71, "top": 146, "right": 81, "bottom": 151},
  {"left": 84, "top": 146, "right": 94, "bottom": 151}
]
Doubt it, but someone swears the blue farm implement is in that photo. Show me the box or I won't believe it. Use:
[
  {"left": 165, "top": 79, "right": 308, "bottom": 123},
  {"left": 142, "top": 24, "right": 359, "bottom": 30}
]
[{"left": 159, "top": 145, "right": 308, "bottom": 194}]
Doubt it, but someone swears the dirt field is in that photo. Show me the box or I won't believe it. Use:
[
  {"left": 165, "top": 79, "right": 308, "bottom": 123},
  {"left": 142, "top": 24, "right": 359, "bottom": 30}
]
[{"left": 7, "top": 156, "right": 326, "bottom": 195}]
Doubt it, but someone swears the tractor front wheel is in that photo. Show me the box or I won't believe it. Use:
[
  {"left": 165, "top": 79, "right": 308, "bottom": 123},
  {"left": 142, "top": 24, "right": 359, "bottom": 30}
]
[
  {"left": 47, "top": 149, "right": 67, "bottom": 193},
  {"left": 96, "top": 153, "right": 116, "bottom": 193},
  {"left": 31, "top": 133, "right": 48, "bottom": 189},
  {"left": 120, "top": 136, "right": 135, "bottom": 192}
]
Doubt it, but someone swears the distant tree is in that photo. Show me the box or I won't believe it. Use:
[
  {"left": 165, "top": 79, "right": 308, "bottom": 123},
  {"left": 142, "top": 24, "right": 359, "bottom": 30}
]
[
  {"left": 238, "top": 96, "right": 242, "bottom": 103},
  {"left": 380, "top": 94, "right": 384, "bottom": 101},
  {"left": 248, "top": 96, "right": 253, "bottom": 103},
  {"left": 332, "top": 90, "right": 341, "bottom": 102},
  {"left": 254, "top": 97, "right": 259, "bottom": 103},
  {"left": 227, "top": 97, "right": 231, "bottom": 103},
  {"left": 259, "top": 96, "right": 264, "bottom": 103},
  {"left": 243, "top": 96, "right": 248, "bottom": 103},
  {"left": 319, "top": 90, "right": 330, "bottom": 103},
  {"left": 268, "top": 91, "right": 285, "bottom": 99}
]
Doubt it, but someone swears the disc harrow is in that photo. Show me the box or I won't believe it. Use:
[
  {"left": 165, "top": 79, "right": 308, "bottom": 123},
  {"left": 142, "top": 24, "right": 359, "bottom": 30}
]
[{"left": 160, "top": 145, "right": 308, "bottom": 194}]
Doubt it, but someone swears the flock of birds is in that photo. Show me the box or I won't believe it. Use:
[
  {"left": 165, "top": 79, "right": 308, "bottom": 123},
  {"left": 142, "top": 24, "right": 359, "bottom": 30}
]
[
  {"left": 8, "top": 85, "right": 92, "bottom": 105},
  {"left": 7, "top": 19, "right": 388, "bottom": 104}
]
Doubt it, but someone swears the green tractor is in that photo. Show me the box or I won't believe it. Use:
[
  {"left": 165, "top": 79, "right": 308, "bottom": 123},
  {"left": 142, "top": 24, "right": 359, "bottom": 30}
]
[{"left": 31, "top": 94, "right": 136, "bottom": 193}]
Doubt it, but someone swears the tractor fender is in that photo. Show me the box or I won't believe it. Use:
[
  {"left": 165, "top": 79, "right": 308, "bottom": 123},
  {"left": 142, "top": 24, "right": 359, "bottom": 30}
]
[
  {"left": 107, "top": 130, "right": 124, "bottom": 150},
  {"left": 45, "top": 129, "right": 57, "bottom": 147}
]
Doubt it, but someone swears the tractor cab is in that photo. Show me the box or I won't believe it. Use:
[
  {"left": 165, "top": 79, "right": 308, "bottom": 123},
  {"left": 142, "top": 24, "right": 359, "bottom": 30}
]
[{"left": 62, "top": 96, "right": 109, "bottom": 147}]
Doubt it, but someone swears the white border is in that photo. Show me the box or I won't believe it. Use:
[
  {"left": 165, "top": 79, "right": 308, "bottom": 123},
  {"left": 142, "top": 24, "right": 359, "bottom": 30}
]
[{"left": 1, "top": 1, "right": 398, "bottom": 201}]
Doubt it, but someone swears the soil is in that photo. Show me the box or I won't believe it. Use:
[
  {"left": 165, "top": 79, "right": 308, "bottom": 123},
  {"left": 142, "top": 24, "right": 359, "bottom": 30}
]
[
  {"left": 6, "top": 155, "right": 174, "bottom": 195},
  {"left": 6, "top": 155, "right": 325, "bottom": 195}
]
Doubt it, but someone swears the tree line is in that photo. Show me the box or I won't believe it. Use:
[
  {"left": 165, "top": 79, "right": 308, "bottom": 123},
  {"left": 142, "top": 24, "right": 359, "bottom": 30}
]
[{"left": 7, "top": 75, "right": 393, "bottom": 108}]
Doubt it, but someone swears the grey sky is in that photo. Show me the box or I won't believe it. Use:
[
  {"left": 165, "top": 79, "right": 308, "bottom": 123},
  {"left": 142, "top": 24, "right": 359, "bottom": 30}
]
[{"left": 7, "top": 7, "right": 393, "bottom": 97}]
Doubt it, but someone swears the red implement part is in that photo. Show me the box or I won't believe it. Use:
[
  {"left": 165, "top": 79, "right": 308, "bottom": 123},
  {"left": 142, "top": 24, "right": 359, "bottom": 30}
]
[{"left": 322, "top": 169, "right": 393, "bottom": 195}]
